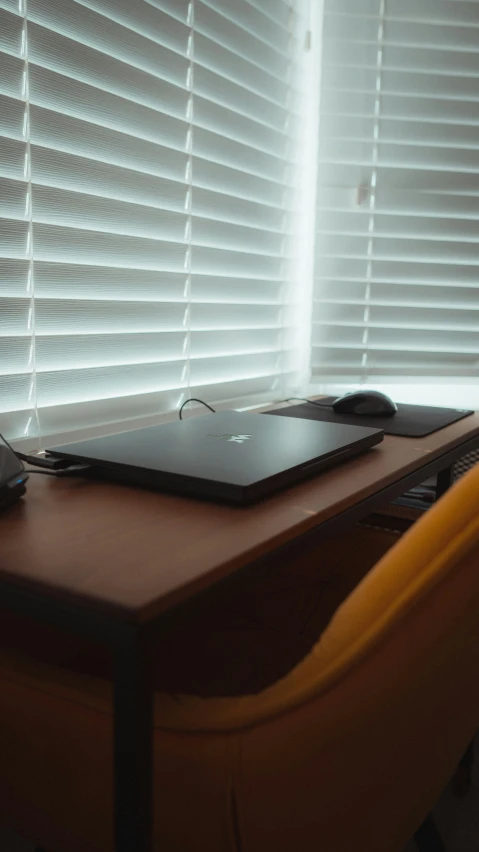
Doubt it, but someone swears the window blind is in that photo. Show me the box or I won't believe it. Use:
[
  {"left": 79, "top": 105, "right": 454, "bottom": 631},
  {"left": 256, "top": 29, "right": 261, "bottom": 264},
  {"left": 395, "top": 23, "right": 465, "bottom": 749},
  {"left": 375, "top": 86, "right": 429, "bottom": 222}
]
[
  {"left": 313, "top": 0, "right": 479, "bottom": 387},
  {"left": 0, "top": 0, "right": 304, "bottom": 441}
]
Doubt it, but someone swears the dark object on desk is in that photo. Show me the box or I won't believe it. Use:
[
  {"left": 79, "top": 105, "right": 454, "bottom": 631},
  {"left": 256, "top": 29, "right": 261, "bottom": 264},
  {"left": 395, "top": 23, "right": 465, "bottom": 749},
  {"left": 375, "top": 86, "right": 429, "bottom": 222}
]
[
  {"left": 332, "top": 390, "right": 398, "bottom": 417},
  {"left": 0, "top": 434, "right": 28, "bottom": 510},
  {"left": 268, "top": 399, "right": 474, "bottom": 438},
  {"left": 46, "top": 410, "right": 383, "bottom": 504}
]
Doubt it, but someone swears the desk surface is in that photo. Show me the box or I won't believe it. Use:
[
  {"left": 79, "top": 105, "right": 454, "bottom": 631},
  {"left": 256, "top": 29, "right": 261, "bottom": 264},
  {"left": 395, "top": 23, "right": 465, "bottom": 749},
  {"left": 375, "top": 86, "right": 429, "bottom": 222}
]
[{"left": 1, "top": 411, "right": 478, "bottom": 623}]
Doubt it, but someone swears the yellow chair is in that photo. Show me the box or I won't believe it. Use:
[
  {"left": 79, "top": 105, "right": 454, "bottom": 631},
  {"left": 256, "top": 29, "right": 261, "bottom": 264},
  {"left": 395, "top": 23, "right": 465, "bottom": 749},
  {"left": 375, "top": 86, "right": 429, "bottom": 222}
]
[{"left": 1, "top": 463, "right": 479, "bottom": 852}]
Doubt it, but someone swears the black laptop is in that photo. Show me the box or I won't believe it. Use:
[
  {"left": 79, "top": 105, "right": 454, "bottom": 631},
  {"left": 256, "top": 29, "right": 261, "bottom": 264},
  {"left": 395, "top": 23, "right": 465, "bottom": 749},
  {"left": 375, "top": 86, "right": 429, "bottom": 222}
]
[{"left": 47, "top": 411, "right": 384, "bottom": 504}]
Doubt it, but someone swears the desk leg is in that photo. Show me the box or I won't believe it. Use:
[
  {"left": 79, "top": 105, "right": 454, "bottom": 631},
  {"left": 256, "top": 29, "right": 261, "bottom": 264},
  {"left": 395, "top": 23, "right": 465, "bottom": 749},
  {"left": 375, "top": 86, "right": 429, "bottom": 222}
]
[
  {"left": 114, "top": 629, "right": 153, "bottom": 852},
  {"left": 436, "top": 466, "right": 453, "bottom": 500}
]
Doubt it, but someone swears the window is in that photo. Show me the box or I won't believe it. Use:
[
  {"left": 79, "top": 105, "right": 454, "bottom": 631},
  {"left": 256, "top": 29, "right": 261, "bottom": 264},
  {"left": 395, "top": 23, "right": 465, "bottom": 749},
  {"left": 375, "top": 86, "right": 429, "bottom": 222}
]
[
  {"left": 313, "top": 0, "right": 479, "bottom": 407},
  {"left": 0, "top": 0, "right": 308, "bottom": 442},
  {"left": 4, "top": 0, "right": 476, "bottom": 444}
]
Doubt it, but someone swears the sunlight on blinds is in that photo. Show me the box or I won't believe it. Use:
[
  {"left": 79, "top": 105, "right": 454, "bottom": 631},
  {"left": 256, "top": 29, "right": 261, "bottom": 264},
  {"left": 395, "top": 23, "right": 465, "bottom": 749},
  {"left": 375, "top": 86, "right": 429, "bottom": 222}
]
[
  {"left": 313, "top": 0, "right": 479, "bottom": 393},
  {"left": 0, "top": 0, "right": 308, "bottom": 441}
]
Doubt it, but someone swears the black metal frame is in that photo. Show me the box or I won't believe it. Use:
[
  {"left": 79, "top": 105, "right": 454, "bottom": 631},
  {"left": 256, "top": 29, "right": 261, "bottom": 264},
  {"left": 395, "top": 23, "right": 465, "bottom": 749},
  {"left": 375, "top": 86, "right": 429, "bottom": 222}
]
[
  {"left": 2, "top": 429, "right": 478, "bottom": 852},
  {"left": 436, "top": 466, "right": 454, "bottom": 500}
]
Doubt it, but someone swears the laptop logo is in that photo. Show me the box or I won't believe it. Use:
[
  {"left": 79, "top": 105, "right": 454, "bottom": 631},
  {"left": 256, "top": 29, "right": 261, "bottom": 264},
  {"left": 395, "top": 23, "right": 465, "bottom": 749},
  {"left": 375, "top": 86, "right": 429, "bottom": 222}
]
[{"left": 209, "top": 434, "right": 252, "bottom": 444}]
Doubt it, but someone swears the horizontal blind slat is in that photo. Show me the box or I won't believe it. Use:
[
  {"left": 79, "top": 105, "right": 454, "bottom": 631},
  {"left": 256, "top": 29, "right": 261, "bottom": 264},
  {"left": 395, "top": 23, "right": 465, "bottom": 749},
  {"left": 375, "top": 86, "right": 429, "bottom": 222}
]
[
  {"left": 320, "top": 89, "right": 479, "bottom": 124},
  {"left": 29, "top": 66, "right": 188, "bottom": 149},
  {"left": 246, "top": 0, "right": 291, "bottom": 29},
  {"left": 189, "top": 352, "right": 285, "bottom": 390},
  {"left": 194, "top": 95, "right": 288, "bottom": 156},
  {"left": 0, "top": 0, "right": 21, "bottom": 13},
  {"left": 33, "top": 223, "right": 188, "bottom": 269},
  {"left": 0, "top": 219, "right": 29, "bottom": 257},
  {"left": 192, "top": 217, "right": 284, "bottom": 254},
  {"left": 31, "top": 146, "right": 188, "bottom": 210},
  {"left": 192, "top": 274, "right": 282, "bottom": 302},
  {"left": 201, "top": 0, "right": 291, "bottom": 45},
  {"left": 32, "top": 185, "right": 188, "bottom": 241},
  {"left": 324, "top": 43, "right": 479, "bottom": 77},
  {"left": 29, "top": 24, "right": 189, "bottom": 116},
  {"left": 194, "top": 127, "right": 286, "bottom": 182},
  {"left": 141, "top": 0, "right": 190, "bottom": 24},
  {"left": 0, "top": 176, "right": 27, "bottom": 220},
  {"left": 195, "top": 1, "right": 289, "bottom": 80},
  {"left": 36, "top": 360, "right": 187, "bottom": 407},
  {"left": 29, "top": 0, "right": 190, "bottom": 74},
  {"left": 315, "top": 282, "right": 479, "bottom": 309},
  {"left": 315, "top": 232, "right": 479, "bottom": 263},
  {"left": 0, "top": 93, "right": 26, "bottom": 141},
  {"left": 317, "top": 187, "right": 479, "bottom": 220},
  {"left": 194, "top": 187, "right": 285, "bottom": 230},
  {"left": 36, "top": 332, "right": 185, "bottom": 371},
  {"left": 193, "top": 157, "right": 288, "bottom": 207},
  {"left": 0, "top": 259, "right": 30, "bottom": 296},
  {"left": 191, "top": 302, "right": 282, "bottom": 329},
  {"left": 323, "top": 67, "right": 479, "bottom": 103},
  {"left": 35, "top": 389, "right": 189, "bottom": 434},
  {"left": 194, "top": 33, "right": 287, "bottom": 104},
  {"left": 326, "top": 0, "right": 479, "bottom": 28},
  {"left": 192, "top": 246, "right": 283, "bottom": 278},
  {"left": 194, "top": 64, "right": 289, "bottom": 130},
  {"left": 317, "top": 162, "right": 479, "bottom": 191},
  {"left": 319, "top": 115, "right": 479, "bottom": 150},
  {"left": 71, "top": 0, "right": 190, "bottom": 51},
  {"left": 317, "top": 209, "right": 479, "bottom": 242},
  {"left": 30, "top": 106, "right": 188, "bottom": 178},
  {"left": 35, "top": 262, "right": 186, "bottom": 300},
  {"left": 0, "top": 137, "right": 27, "bottom": 181},
  {"left": 315, "top": 303, "right": 478, "bottom": 331},
  {"left": 0, "top": 51, "right": 24, "bottom": 99},
  {"left": 0, "top": 7, "right": 24, "bottom": 57},
  {"left": 27, "top": 328, "right": 282, "bottom": 373},
  {"left": 35, "top": 299, "right": 187, "bottom": 334},
  {"left": 313, "top": 326, "right": 479, "bottom": 355},
  {"left": 323, "top": 14, "right": 479, "bottom": 52}
]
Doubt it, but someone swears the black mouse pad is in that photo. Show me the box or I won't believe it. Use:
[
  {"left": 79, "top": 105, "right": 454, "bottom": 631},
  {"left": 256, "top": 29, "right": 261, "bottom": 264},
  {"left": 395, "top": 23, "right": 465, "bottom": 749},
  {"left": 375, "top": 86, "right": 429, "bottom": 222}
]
[{"left": 266, "top": 398, "right": 474, "bottom": 438}]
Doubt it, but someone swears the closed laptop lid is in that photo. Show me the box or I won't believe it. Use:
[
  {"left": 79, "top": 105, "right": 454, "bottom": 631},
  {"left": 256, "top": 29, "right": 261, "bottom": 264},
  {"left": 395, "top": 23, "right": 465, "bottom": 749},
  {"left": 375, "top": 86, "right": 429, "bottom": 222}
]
[{"left": 48, "top": 411, "right": 383, "bottom": 489}]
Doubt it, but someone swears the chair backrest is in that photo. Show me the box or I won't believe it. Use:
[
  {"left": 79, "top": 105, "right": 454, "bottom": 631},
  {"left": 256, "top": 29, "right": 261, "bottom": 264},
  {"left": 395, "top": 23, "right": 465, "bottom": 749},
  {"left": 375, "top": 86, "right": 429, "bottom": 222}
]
[
  {"left": 233, "top": 462, "right": 479, "bottom": 852},
  {"left": 454, "top": 448, "right": 479, "bottom": 480},
  {"left": 162, "top": 460, "right": 479, "bottom": 731}
]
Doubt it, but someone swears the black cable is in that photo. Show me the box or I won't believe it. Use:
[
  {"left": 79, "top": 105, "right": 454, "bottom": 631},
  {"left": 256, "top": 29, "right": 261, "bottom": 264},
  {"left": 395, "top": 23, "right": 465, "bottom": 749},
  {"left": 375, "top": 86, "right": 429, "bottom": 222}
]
[
  {"left": 25, "top": 464, "right": 92, "bottom": 477},
  {"left": 283, "top": 397, "right": 334, "bottom": 409},
  {"left": 0, "top": 431, "right": 63, "bottom": 470},
  {"left": 14, "top": 451, "right": 32, "bottom": 462},
  {"left": 23, "top": 469, "right": 59, "bottom": 477},
  {"left": 1, "top": 429, "right": 90, "bottom": 480},
  {"left": 179, "top": 398, "right": 216, "bottom": 420},
  {"left": 15, "top": 450, "right": 76, "bottom": 470}
]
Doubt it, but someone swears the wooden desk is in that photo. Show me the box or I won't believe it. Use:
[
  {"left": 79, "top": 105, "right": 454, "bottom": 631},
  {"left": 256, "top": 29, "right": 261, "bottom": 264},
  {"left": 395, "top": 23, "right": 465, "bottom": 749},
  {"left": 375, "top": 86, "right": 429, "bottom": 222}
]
[{"left": 1, "top": 411, "right": 479, "bottom": 851}]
